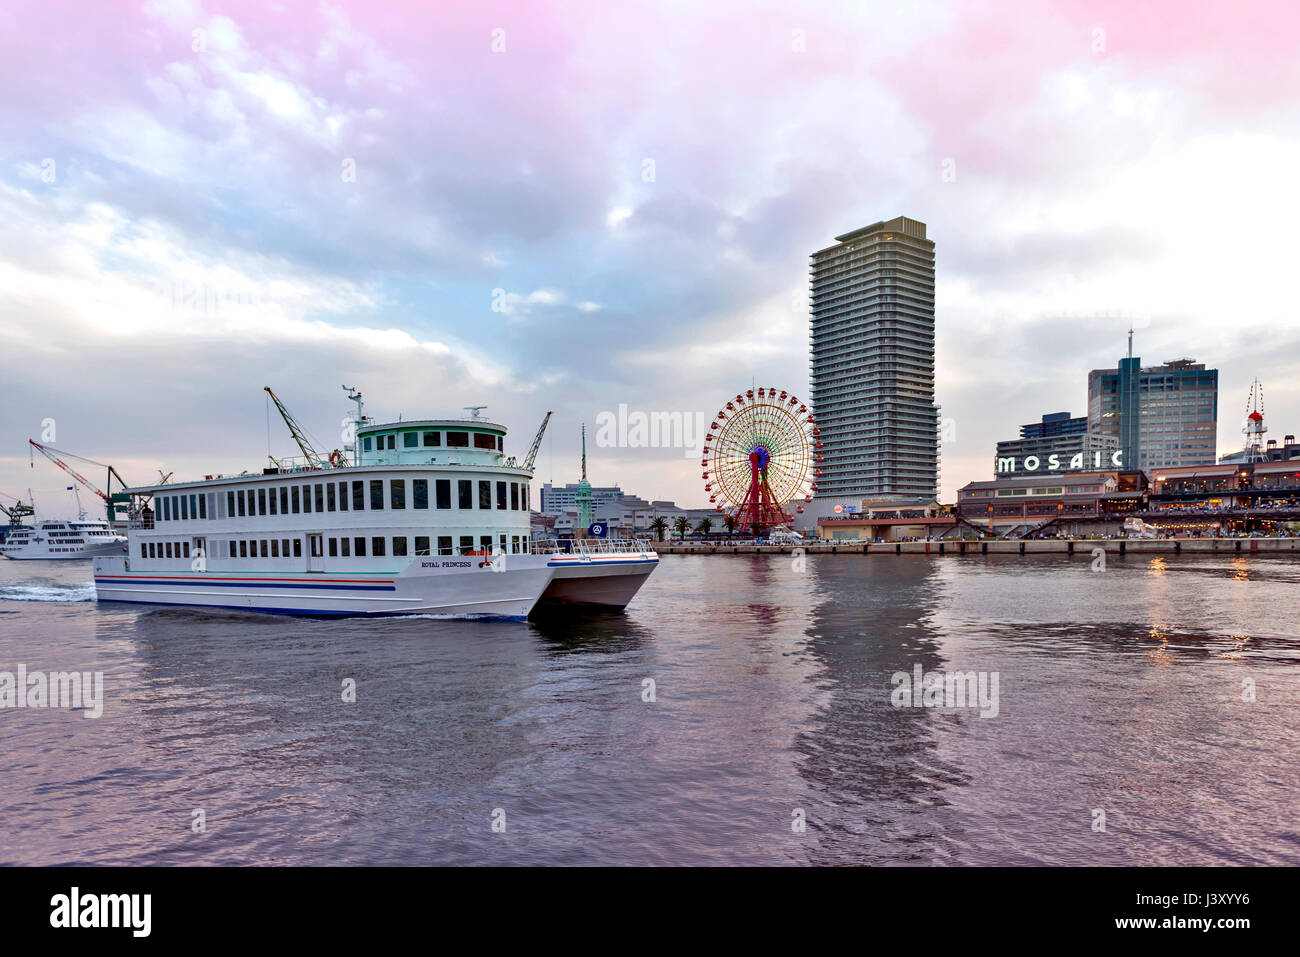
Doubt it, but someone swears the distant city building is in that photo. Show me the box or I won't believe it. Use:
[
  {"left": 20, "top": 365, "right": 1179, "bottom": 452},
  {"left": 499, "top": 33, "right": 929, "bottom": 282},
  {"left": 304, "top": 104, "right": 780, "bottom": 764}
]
[
  {"left": 808, "top": 216, "right": 940, "bottom": 515},
  {"left": 1088, "top": 340, "right": 1218, "bottom": 471},
  {"left": 539, "top": 482, "right": 625, "bottom": 514},
  {"left": 994, "top": 412, "right": 1119, "bottom": 477}
]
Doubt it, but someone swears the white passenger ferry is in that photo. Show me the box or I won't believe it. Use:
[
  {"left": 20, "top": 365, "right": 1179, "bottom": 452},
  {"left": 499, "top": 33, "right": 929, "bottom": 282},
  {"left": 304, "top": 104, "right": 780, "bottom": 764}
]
[
  {"left": 92, "top": 399, "right": 657, "bottom": 619},
  {"left": 1, "top": 517, "right": 128, "bottom": 561}
]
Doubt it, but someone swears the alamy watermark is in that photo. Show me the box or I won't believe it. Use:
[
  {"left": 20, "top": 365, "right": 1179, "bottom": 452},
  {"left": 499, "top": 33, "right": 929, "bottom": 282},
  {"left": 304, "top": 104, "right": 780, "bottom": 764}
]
[
  {"left": 891, "top": 665, "right": 999, "bottom": 718},
  {"left": 0, "top": 666, "right": 103, "bottom": 718},
  {"left": 594, "top": 404, "right": 709, "bottom": 458}
]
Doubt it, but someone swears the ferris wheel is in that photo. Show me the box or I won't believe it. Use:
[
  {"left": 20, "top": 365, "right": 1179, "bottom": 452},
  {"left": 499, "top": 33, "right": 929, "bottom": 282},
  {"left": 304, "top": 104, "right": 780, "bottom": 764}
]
[{"left": 701, "top": 387, "right": 822, "bottom": 532}]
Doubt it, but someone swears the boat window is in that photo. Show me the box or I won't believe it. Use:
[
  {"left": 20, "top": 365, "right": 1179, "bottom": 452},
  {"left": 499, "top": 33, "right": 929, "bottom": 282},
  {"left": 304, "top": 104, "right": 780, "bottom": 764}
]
[
  {"left": 337, "top": 481, "right": 348, "bottom": 511},
  {"left": 180, "top": 496, "right": 188, "bottom": 521},
  {"left": 386, "top": 435, "right": 396, "bottom": 450},
  {"left": 292, "top": 486, "right": 300, "bottom": 513},
  {"left": 354, "top": 536, "right": 366, "bottom": 557},
  {"left": 422, "top": 431, "right": 440, "bottom": 447},
  {"left": 183, "top": 542, "right": 191, "bottom": 558},
  {"left": 238, "top": 541, "right": 247, "bottom": 558},
  {"left": 523, "top": 485, "right": 529, "bottom": 511},
  {"left": 191, "top": 494, "right": 198, "bottom": 518},
  {"left": 497, "top": 436, "right": 503, "bottom": 451},
  {"left": 303, "top": 484, "right": 313, "bottom": 513},
  {"left": 437, "top": 535, "right": 452, "bottom": 556},
  {"left": 341, "top": 537, "right": 350, "bottom": 557},
  {"left": 281, "top": 538, "right": 290, "bottom": 557},
  {"left": 510, "top": 483, "right": 519, "bottom": 510},
  {"left": 293, "top": 539, "right": 302, "bottom": 558},
  {"left": 272, "top": 540, "right": 279, "bottom": 558},
  {"left": 369, "top": 480, "right": 384, "bottom": 510},
  {"left": 447, "top": 431, "right": 469, "bottom": 448},
  {"left": 327, "top": 483, "right": 336, "bottom": 511},
  {"left": 404, "top": 432, "right": 418, "bottom": 448},
  {"left": 459, "top": 535, "right": 474, "bottom": 554},
  {"left": 436, "top": 479, "right": 451, "bottom": 509},
  {"left": 162, "top": 497, "right": 170, "bottom": 522},
  {"left": 474, "top": 433, "right": 495, "bottom": 450},
  {"left": 314, "top": 484, "right": 324, "bottom": 512},
  {"left": 269, "top": 488, "right": 277, "bottom": 515},
  {"left": 140, "top": 543, "right": 146, "bottom": 558},
  {"left": 201, "top": 493, "right": 209, "bottom": 519},
  {"left": 496, "top": 481, "right": 506, "bottom": 509},
  {"left": 328, "top": 537, "right": 338, "bottom": 557},
  {"left": 479, "top": 481, "right": 491, "bottom": 509},
  {"left": 259, "top": 541, "right": 268, "bottom": 558},
  {"left": 458, "top": 480, "right": 472, "bottom": 510},
  {"left": 390, "top": 479, "right": 406, "bottom": 510},
  {"left": 392, "top": 536, "right": 407, "bottom": 557},
  {"left": 228, "top": 540, "right": 236, "bottom": 557},
  {"left": 512, "top": 535, "right": 521, "bottom": 554},
  {"left": 280, "top": 487, "right": 289, "bottom": 514},
  {"left": 362, "top": 436, "right": 372, "bottom": 451},
  {"left": 257, "top": 488, "right": 267, "bottom": 516},
  {"left": 413, "top": 479, "right": 428, "bottom": 509},
  {"left": 352, "top": 480, "right": 365, "bottom": 511},
  {"left": 480, "top": 535, "right": 492, "bottom": 552},
  {"left": 414, "top": 536, "right": 429, "bottom": 555}
]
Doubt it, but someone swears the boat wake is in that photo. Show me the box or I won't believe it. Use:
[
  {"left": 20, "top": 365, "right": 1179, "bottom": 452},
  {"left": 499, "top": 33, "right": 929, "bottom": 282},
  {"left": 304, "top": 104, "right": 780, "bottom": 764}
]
[{"left": 0, "top": 581, "right": 97, "bottom": 603}]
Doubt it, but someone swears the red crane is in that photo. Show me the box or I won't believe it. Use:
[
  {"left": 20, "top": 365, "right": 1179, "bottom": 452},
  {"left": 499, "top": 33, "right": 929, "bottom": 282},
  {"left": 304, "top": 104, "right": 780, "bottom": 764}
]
[{"left": 28, "top": 440, "right": 131, "bottom": 523}]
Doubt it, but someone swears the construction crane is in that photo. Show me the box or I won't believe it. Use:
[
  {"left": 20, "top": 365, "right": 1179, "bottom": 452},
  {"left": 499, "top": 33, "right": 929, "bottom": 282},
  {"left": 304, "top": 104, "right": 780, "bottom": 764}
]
[
  {"left": 506, "top": 411, "right": 553, "bottom": 470},
  {"left": 1, "top": 493, "right": 35, "bottom": 526},
  {"left": 28, "top": 440, "right": 131, "bottom": 524},
  {"left": 264, "top": 386, "right": 324, "bottom": 468}
]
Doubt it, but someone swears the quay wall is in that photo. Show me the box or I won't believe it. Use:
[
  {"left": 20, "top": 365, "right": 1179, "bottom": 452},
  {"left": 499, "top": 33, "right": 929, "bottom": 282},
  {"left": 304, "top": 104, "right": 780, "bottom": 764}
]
[{"left": 653, "top": 538, "right": 1300, "bottom": 557}]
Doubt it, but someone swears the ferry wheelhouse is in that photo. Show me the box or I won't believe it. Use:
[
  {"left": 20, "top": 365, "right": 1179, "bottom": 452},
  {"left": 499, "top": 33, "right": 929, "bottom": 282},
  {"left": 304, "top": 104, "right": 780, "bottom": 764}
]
[{"left": 92, "top": 405, "right": 657, "bottom": 619}]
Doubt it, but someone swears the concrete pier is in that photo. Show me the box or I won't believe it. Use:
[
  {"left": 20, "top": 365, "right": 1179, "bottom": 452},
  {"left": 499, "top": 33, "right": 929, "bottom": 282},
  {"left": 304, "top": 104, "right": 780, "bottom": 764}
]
[{"left": 653, "top": 538, "right": 1300, "bottom": 556}]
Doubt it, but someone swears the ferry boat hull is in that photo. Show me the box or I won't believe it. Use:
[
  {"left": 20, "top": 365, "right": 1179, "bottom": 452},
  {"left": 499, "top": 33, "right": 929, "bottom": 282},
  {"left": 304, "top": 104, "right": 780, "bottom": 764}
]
[
  {"left": 92, "top": 554, "right": 556, "bottom": 619},
  {"left": 536, "top": 551, "right": 659, "bottom": 610}
]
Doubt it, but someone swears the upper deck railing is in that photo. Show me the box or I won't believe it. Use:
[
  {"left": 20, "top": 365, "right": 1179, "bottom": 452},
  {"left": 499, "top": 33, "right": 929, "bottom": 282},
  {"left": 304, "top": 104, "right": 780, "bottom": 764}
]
[{"left": 529, "top": 538, "right": 657, "bottom": 557}]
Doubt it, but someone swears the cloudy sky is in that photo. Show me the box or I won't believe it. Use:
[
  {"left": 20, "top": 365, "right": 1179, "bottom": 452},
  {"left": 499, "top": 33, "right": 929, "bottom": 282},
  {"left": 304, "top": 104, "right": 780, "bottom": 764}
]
[{"left": 2, "top": 0, "right": 1298, "bottom": 517}]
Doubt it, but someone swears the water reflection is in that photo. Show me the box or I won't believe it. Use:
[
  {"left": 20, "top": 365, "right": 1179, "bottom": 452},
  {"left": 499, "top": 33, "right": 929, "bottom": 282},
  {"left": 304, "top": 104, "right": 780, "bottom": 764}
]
[{"left": 795, "top": 557, "right": 966, "bottom": 864}]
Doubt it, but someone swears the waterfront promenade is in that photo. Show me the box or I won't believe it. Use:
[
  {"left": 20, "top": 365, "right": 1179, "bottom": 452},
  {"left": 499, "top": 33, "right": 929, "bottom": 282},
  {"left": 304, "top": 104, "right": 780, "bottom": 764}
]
[{"left": 654, "top": 537, "right": 1300, "bottom": 556}]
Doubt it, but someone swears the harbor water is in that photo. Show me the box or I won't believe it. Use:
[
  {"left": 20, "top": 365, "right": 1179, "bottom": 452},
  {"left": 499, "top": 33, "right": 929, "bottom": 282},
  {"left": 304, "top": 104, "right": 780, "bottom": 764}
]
[{"left": 1, "top": 552, "right": 1298, "bottom": 865}]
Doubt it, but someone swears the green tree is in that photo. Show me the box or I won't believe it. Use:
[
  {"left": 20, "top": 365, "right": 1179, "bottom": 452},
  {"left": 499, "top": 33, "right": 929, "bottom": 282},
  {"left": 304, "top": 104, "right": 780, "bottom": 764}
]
[
  {"left": 694, "top": 517, "right": 714, "bottom": 538},
  {"left": 648, "top": 516, "right": 669, "bottom": 542},
  {"left": 672, "top": 516, "right": 690, "bottom": 540},
  {"left": 722, "top": 513, "right": 739, "bottom": 537}
]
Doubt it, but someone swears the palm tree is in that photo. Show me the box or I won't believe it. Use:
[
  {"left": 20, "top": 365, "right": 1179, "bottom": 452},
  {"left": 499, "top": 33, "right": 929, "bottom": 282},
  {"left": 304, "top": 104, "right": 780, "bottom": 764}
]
[
  {"left": 694, "top": 517, "right": 713, "bottom": 538},
  {"left": 721, "top": 513, "right": 739, "bottom": 538},
  {"left": 672, "top": 516, "right": 690, "bottom": 540},
  {"left": 648, "top": 516, "right": 669, "bottom": 542}
]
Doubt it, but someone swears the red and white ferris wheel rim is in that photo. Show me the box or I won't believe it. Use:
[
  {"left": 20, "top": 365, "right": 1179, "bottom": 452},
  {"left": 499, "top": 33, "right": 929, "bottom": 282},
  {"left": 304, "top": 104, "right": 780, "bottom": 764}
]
[{"left": 702, "top": 388, "right": 820, "bottom": 511}]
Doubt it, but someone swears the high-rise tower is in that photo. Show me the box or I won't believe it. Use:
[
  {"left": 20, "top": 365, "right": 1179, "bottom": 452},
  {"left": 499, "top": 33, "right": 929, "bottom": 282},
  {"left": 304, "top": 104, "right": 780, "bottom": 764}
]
[
  {"left": 1088, "top": 335, "right": 1218, "bottom": 471},
  {"left": 809, "top": 216, "right": 939, "bottom": 504}
]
